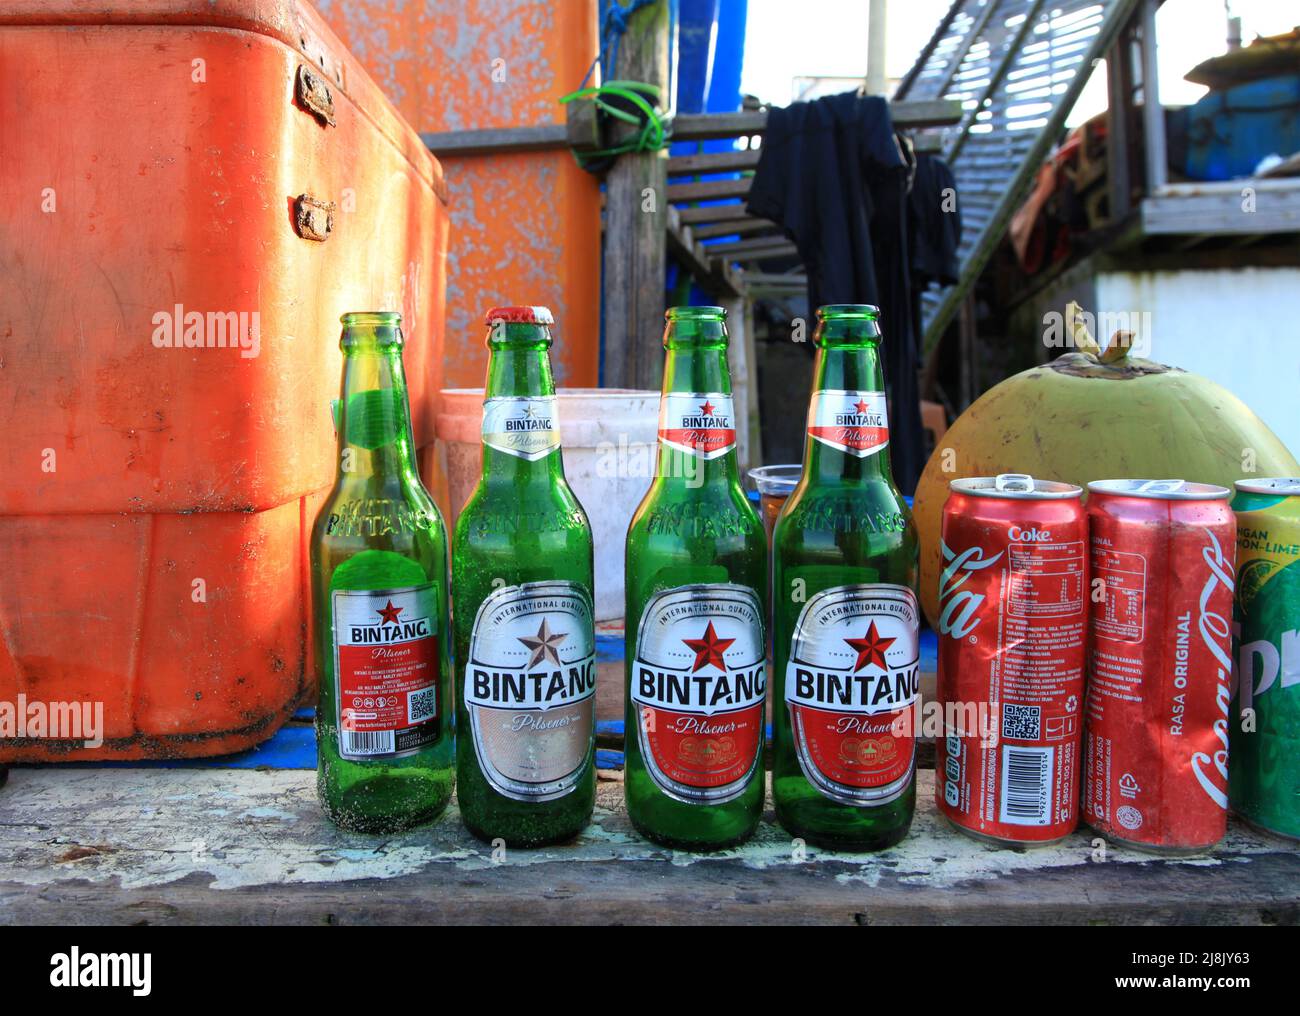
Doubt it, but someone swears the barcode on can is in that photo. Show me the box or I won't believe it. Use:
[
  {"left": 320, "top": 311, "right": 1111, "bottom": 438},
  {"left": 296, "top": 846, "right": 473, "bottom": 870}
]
[
  {"left": 341, "top": 729, "right": 396, "bottom": 757},
  {"left": 998, "top": 745, "right": 1053, "bottom": 825}
]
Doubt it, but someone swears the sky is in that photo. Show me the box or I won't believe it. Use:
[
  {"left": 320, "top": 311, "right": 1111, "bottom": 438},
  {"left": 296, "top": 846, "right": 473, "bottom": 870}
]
[{"left": 740, "top": 0, "right": 1300, "bottom": 122}]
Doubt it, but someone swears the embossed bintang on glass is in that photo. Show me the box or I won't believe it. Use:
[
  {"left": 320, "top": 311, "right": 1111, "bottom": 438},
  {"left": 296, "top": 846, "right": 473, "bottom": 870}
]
[
  {"left": 312, "top": 312, "right": 455, "bottom": 833},
  {"left": 771, "top": 304, "right": 920, "bottom": 851},
  {"left": 623, "top": 306, "right": 768, "bottom": 851},
  {"left": 453, "top": 306, "right": 597, "bottom": 848}
]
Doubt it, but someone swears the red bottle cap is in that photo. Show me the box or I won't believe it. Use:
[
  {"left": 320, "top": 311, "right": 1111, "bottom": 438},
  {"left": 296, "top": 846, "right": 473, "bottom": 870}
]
[{"left": 484, "top": 306, "right": 555, "bottom": 325}]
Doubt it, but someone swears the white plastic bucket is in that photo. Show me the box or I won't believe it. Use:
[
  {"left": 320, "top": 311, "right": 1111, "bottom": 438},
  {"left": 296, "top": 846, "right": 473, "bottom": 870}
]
[{"left": 436, "top": 388, "right": 659, "bottom": 620}]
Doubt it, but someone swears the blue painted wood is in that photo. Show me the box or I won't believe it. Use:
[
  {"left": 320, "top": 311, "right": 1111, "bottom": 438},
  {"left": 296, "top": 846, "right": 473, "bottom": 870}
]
[
  {"left": 595, "top": 632, "right": 624, "bottom": 661},
  {"left": 21, "top": 623, "right": 934, "bottom": 774},
  {"left": 17, "top": 723, "right": 319, "bottom": 771},
  {"left": 595, "top": 749, "right": 624, "bottom": 770}
]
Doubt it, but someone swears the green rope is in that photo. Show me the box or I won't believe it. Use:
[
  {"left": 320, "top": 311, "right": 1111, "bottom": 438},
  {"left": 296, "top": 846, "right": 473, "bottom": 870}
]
[{"left": 559, "top": 80, "right": 666, "bottom": 168}]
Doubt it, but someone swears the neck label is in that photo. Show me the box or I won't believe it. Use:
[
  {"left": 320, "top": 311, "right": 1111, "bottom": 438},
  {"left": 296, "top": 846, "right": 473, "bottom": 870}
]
[
  {"left": 807, "top": 389, "right": 889, "bottom": 458},
  {"left": 482, "top": 396, "right": 560, "bottom": 460},
  {"left": 658, "top": 392, "right": 736, "bottom": 460}
]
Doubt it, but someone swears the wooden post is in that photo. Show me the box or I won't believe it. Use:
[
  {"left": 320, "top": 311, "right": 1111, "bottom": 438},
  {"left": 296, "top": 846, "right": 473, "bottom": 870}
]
[
  {"left": 865, "top": 0, "right": 888, "bottom": 97},
  {"left": 1139, "top": 0, "right": 1167, "bottom": 194},
  {"left": 601, "top": 0, "right": 671, "bottom": 391},
  {"left": 722, "top": 294, "right": 760, "bottom": 472}
]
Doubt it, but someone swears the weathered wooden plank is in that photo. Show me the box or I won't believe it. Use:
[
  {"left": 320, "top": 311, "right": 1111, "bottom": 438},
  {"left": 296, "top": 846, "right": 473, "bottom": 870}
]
[
  {"left": 1141, "top": 180, "right": 1300, "bottom": 236},
  {"left": 738, "top": 271, "right": 809, "bottom": 288},
  {"left": 677, "top": 203, "right": 751, "bottom": 225},
  {"left": 667, "top": 177, "right": 753, "bottom": 203},
  {"left": 421, "top": 123, "right": 568, "bottom": 157},
  {"left": 691, "top": 217, "right": 780, "bottom": 240},
  {"left": 706, "top": 235, "right": 796, "bottom": 257},
  {"left": 665, "top": 208, "right": 743, "bottom": 299},
  {"left": 426, "top": 103, "right": 963, "bottom": 159},
  {"left": 714, "top": 245, "right": 800, "bottom": 267},
  {"left": 672, "top": 100, "right": 964, "bottom": 141},
  {"left": 668, "top": 148, "right": 762, "bottom": 175},
  {"left": 1, "top": 768, "right": 1296, "bottom": 926}
]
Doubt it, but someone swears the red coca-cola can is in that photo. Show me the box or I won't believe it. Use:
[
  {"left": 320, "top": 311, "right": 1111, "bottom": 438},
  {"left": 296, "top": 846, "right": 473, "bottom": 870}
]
[
  {"left": 1083, "top": 479, "right": 1236, "bottom": 853},
  {"left": 936, "top": 473, "right": 1088, "bottom": 845}
]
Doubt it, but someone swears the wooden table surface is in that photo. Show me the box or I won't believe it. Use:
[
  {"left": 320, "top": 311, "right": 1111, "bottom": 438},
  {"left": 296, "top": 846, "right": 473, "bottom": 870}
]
[{"left": 3, "top": 765, "right": 1298, "bottom": 926}]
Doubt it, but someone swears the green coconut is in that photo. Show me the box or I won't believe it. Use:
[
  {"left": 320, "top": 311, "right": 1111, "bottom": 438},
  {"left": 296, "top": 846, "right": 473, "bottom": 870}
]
[{"left": 914, "top": 305, "right": 1300, "bottom": 626}]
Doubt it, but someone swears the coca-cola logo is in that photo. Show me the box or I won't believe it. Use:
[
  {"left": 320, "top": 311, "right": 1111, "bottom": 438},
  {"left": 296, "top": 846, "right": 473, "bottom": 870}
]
[
  {"left": 938, "top": 540, "right": 1004, "bottom": 639},
  {"left": 1008, "top": 526, "right": 1051, "bottom": 542},
  {"left": 1191, "top": 528, "right": 1235, "bottom": 811}
]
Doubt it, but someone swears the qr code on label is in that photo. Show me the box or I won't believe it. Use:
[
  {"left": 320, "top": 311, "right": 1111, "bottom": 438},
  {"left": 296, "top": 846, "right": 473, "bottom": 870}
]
[
  {"left": 1002, "top": 703, "right": 1040, "bottom": 741},
  {"left": 408, "top": 687, "right": 437, "bottom": 724}
]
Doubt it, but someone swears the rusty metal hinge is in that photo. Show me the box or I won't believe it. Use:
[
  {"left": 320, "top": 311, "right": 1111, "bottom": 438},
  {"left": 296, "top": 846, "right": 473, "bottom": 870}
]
[
  {"left": 295, "top": 64, "right": 336, "bottom": 126},
  {"left": 294, "top": 195, "right": 335, "bottom": 241}
]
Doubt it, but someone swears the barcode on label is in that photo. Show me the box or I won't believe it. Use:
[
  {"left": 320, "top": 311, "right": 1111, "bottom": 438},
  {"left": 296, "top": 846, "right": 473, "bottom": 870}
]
[
  {"left": 408, "top": 688, "right": 437, "bottom": 724},
  {"left": 341, "top": 729, "right": 395, "bottom": 757},
  {"left": 998, "top": 745, "right": 1053, "bottom": 826}
]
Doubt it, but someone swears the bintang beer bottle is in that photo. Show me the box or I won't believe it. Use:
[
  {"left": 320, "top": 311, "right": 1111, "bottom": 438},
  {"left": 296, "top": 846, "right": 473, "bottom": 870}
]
[
  {"left": 453, "top": 307, "right": 596, "bottom": 847},
  {"left": 772, "top": 305, "right": 920, "bottom": 851},
  {"left": 312, "top": 312, "right": 454, "bottom": 832},
  {"left": 624, "top": 306, "right": 768, "bottom": 850}
]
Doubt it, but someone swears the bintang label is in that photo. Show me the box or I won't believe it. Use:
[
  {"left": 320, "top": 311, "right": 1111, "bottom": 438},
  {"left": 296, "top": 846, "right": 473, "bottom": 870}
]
[
  {"left": 658, "top": 392, "right": 736, "bottom": 460},
  {"left": 482, "top": 395, "right": 561, "bottom": 460},
  {"left": 785, "top": 584, "right": 921, "bottom": 806},
  {"left": 632, "top": 584, "right": 766, "bottom": 804},
  {"left": 332, "top": 584, "right": 441, "bottom": 761},
  {"left": 806, "top": 389, "right": 889, "bottom": 457},
  {"left": 463, "top": 582, "right": 596, "bottom": 802}
]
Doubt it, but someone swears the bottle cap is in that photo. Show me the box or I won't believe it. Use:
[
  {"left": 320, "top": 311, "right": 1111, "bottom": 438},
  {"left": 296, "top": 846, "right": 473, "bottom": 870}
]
[{"left": 484, "top": 306, "right": 554, "bottom": 326}]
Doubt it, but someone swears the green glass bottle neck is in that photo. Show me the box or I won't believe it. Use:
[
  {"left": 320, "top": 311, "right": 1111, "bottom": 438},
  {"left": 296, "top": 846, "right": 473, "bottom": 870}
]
[
  {"left": 802, "top": 337, "right": 893, "bottom": 486},
  {"left": 482, "top": 329, "right": 565, "bottom": 483},
  {"left": 335, "top": 340, "right": 422, "bottom": 486},
  {"left": 655, "top": 342, "right": 741, "bottom": 488}
]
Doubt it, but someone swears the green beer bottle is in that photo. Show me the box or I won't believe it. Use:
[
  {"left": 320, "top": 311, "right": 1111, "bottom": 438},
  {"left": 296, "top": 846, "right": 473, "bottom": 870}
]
[
  {"left": 624, "top": 306, "right": 768, "bottom": 850},
  {"left": 1230, "top": 477, "right": 1300, "bottom": 841},
  {"left": 772, "top": 305, "right": 919, "bottom": 851},
  {"left": 312, "top": 312, "right": 454, "bottom": 832},
  {"left": 453, "top": 307, "right": 597, "bottom": 847}
]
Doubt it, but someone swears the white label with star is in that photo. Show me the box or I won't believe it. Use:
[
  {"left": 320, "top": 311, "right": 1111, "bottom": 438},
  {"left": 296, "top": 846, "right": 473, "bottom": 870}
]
[
  {"left": 806, "top": 389, "right": 890, "bottom": 458},
  {"left": 463, "top": 581, "right": 596, "bottom": 801},
  {"left": 657, "top": 391, "right": 736, "bottom": 460},
  {"left": 482, "top": 395, "right": 561, "bottom": 460},
  {"left": 631, "top": 583, "right": 766, "bottom": 804}
]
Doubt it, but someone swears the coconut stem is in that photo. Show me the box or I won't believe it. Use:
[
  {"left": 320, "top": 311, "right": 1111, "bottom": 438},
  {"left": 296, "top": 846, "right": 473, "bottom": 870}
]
[
  {"left": 1065, "top": 301, "right": 1102, "bottom": 356},
  {"left": 1101, "top": 330, "right": 1135, "bottom": 364}
]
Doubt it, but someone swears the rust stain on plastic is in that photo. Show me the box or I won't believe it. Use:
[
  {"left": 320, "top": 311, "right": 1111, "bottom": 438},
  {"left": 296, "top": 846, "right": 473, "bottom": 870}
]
[{"left": 316, "top": 0, "right": 601, "bottom": 388}]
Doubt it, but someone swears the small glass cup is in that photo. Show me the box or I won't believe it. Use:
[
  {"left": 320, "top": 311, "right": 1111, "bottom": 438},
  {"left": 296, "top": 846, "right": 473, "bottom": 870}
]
[{"left": 748, "top": 464, "right": 801, "bottom": 544}]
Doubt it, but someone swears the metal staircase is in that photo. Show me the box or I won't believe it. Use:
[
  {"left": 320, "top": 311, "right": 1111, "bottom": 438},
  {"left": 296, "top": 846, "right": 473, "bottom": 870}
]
[{"left": 895, "top": 0, "right": 1143, "bottom": 352}]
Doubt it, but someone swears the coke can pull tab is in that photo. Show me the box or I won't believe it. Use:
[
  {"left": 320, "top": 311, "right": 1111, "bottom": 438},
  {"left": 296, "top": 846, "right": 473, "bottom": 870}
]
[
  {"left": 1136, "top": 479, "right": 1186, "bottom": 494},
  {"left": 994, "top": 473, "right": 1035, "bottom": 493}
]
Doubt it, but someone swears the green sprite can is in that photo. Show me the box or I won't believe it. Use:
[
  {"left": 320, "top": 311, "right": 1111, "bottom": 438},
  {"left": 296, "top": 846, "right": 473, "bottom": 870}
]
[{"left": 1230, "top": 477, "right": 1300, "bottom": 840}]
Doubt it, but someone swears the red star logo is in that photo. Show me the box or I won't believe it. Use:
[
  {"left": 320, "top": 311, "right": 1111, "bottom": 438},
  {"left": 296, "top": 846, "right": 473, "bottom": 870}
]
[
  {"left": 699, "top": 400, "right": 715, "bottom": 416},
  {"left": 844, "top": 622, "right": 895, "bottom": 671},
  {"left": 853, "top": 398, "right": 871, "bottom": 414},
  {"left": 376, "top": 600, "right": 403, "bottom": 625},
  {"left": 681, "top": 621, "right": 735, "bottom": 673}
]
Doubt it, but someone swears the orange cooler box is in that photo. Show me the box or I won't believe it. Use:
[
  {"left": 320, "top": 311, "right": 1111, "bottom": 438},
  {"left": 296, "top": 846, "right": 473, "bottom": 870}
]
[{"left": 0, "top": 1, "right": 450, "bottom": 760}]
